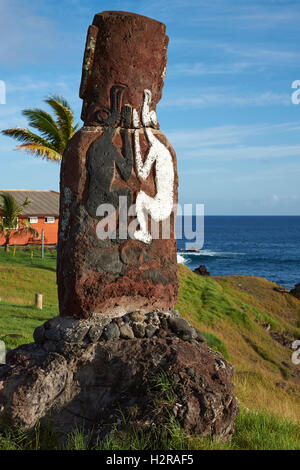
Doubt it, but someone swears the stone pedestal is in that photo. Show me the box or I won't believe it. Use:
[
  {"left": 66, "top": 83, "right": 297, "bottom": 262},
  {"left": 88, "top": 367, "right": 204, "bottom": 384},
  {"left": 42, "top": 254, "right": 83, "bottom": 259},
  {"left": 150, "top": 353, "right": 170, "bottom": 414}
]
[
  {"left": 57, "top": 11, "right": 178, "bottom": 319},
  {"left": 0, "top": 311, "right": 239, "bottom": 444}
]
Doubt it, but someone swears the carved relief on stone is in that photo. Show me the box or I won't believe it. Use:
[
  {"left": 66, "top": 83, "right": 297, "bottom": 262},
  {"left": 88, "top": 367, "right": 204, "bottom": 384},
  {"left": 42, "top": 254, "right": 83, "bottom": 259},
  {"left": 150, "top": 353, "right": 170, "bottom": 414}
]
[
  {"left": 57, "top": 11, "right": 179, "bottom": 318},
  {"left": 133, "top": 89, "right": 174, "bottom": 244},
  {"left": 86, "top": 85, "right": 133, "bottom": 218},
  {"left": 85, "top": 85, "right": 175, "bottom": 245}
]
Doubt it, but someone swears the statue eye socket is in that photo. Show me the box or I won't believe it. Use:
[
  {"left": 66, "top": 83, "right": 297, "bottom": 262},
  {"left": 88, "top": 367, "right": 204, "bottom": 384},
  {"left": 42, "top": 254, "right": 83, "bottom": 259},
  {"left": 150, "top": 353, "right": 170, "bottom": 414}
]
[{"left": 96, "top": 109, "right": 110, "bottom": 122}]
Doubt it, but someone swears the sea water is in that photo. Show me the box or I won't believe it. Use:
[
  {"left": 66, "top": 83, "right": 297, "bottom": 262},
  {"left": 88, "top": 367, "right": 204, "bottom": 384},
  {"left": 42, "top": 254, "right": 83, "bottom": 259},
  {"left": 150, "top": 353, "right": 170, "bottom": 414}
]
[{"left": 177, "top": 216, "right": 300, "bottom": 289}]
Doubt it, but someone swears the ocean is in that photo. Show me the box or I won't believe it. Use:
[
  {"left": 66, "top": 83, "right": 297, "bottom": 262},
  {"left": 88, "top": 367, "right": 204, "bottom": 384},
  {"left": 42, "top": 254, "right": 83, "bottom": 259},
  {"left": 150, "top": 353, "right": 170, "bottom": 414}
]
[{"left": 177, "top": 216, "right": 300, "bottom": 289}]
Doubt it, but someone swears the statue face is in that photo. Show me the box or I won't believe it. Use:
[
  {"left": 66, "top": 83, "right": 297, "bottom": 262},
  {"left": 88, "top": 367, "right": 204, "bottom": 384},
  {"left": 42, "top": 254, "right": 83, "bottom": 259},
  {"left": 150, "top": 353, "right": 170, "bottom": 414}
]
[{"left": 79, "top": 14, "right": 168, "bottom": 126}]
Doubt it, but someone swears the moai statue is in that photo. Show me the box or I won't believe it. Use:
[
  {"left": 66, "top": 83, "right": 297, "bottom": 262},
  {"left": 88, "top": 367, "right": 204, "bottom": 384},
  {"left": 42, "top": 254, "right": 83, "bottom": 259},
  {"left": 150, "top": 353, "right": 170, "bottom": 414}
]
[{"left": 57, "top": 11, "right": 179, "bottom": 318}]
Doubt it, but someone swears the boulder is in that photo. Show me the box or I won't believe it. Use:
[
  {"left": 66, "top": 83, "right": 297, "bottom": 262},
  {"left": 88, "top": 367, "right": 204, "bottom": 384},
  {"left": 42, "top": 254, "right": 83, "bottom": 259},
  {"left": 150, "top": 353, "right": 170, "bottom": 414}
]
[
  {"left": 290, "top": 283, "right": 300, "bottom": 300},
  {"left": 194, "top": 265, "right": 210, "bottom": 276},
  {"left": 0, "top": 310, "right": 239, "bottom": 444}
]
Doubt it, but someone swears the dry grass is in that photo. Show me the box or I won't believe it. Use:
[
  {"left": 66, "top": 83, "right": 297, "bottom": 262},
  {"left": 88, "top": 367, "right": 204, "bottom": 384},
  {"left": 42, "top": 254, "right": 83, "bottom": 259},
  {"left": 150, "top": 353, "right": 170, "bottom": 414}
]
[{"left": 176, "top": 264, "right": 300, "bottom": 423}]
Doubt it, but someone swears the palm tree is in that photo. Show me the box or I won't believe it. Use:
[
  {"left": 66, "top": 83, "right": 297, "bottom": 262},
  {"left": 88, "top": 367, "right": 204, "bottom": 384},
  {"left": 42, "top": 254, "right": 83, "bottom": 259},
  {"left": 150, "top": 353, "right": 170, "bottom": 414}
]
[
  {"left": 1, "top": 95, "right": 79, "bottom": 162},
  {"left": 0, "top": 193, "right": 38, "bottom": 252}
]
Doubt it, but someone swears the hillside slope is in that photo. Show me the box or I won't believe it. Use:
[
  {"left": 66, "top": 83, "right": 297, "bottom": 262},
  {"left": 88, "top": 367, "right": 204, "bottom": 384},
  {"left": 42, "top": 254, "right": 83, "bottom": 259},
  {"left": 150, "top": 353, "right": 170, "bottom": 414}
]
[
  {"left": 177, "top": 264, "right": 300, "bottom": 422},
  {"left": 0, "top": 250, "right": 300, "bottom": 423}
]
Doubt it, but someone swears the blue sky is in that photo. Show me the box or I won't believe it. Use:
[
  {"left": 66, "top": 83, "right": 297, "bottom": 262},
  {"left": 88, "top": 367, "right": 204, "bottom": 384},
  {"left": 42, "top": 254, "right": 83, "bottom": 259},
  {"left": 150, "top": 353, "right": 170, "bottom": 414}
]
[{"left": 0, "top": 0, "right": 300, "bottom": 215}]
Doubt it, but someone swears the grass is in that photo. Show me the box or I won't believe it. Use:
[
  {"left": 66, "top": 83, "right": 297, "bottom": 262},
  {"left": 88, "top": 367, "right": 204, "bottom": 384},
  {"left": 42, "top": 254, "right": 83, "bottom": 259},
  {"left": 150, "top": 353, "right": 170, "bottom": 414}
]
[
  {"left": 232, "top": 408, "right": 300, "bottom": 450},
  {"left": 202, "top": 332, "right": 229, "bottom": 359},
  {"left": 0, "top": 247, "right": 57, "bottom": 349},
  {"left": 0, "top": 408, "right": 299, "bottom": 450},
  {"left": 1, "top": 248, "right": 300, "bottom": 449},
  {"left": 176, "top": 264, "right": 300, "bottom": 423}
]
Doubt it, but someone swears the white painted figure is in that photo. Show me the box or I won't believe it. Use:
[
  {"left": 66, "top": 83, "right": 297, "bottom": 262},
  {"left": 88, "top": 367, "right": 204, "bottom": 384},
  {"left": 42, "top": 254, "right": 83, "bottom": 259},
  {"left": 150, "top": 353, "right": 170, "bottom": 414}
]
[{"left": 133, "top": 89, "right": 174, "bottom": 244}]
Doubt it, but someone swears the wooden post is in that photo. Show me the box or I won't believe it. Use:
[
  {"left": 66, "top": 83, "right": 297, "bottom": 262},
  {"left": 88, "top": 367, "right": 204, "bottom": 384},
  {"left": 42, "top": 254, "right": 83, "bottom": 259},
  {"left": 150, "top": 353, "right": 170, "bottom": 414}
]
[
  {"left": 35, "top": 293, "right": 43, "bottom": 310},
  {"left": 41, "top": 229, "right": 44, "bottom": 259}
]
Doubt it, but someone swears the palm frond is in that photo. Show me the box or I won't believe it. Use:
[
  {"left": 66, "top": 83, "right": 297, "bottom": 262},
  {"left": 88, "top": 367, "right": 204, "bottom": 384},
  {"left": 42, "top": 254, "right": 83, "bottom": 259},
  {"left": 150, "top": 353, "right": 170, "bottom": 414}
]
[
  {"left": 16, "top": 143, "right": 62, "bottom": 162},
  {"left": 0, "top": 193, "right": 36, "bottom": 246},
  {"left": 1, "top": 93, "right": 79, "bottom": 162},
  {"left": 22, "top": 109, "right": 62, "bottom": 150},
  {"left": 18, "top": 220, "right": 39, "bottom": 237},
  {"left": 1, "top": 128, "right": 56, "bottom": 149},
  {"left": 0, "top": 193, "right": 31, "bottom": 219},
  {"left": 45, "top": 95, "right": 79, "bottom": 146},
  {"left": 0, "top": 192, "right": 18, "bottom": 216}
]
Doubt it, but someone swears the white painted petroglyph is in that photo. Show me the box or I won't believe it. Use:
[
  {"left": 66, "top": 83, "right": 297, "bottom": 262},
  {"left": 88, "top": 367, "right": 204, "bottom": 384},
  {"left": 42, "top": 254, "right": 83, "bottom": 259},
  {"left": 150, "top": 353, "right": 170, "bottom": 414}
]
[
  {"left": 133, "top": 108, "right": 140, "bottom": 129},
  {"left": 133, "top": 89, "right": 174, "bottom": 244},
  {"left": 141, "top": 89, "right": 158, "bottom": 128}
]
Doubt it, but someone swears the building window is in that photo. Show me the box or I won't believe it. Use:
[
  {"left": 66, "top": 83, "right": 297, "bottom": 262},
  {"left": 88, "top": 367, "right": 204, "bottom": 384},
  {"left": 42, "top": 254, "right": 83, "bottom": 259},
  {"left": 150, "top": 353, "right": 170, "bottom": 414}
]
[
  {"left": 29, "top": 217, "right": 38, "bottom": 224},
  {"left": 44, "top": 216, "right": 55, "bottom": 224}
]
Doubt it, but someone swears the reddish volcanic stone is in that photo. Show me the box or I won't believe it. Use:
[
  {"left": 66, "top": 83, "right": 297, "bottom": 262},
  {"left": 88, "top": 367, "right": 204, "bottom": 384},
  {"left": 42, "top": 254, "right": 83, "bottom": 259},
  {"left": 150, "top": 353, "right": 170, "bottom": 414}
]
[
  {"left": 0, "top": 334, "right": 239, "bottom": 441},
  {"left": 57, "top": 11, "right": 179, "bottom": 318},
  {"left": 79, "top": 11, "right": 169, "bottom": 125}
]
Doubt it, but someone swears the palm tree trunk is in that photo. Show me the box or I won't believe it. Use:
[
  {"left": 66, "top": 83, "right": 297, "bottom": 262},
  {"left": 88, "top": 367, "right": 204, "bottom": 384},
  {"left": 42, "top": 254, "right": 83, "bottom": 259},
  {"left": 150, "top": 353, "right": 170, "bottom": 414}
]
[{"left": 5, "top": 233, "right": 10, "bottom": 252}]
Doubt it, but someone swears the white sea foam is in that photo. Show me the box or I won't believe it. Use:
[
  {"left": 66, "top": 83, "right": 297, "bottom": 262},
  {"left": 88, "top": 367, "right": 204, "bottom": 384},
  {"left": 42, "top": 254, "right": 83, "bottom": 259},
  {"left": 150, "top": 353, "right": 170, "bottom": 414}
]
[
  {"left": 177, "top": 254, "right": 186, "bottom": 264},
  {"left": 177, "top": 250, "right": 245, "bottom": 259}
]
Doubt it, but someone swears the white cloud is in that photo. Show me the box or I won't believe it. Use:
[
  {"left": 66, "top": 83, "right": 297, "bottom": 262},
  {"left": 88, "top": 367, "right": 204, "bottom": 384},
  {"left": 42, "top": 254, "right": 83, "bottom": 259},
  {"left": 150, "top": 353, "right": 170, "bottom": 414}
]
[
  {"left": 170, "top": 40, "right": 300, "bottom": 75},
  {"left": 183, "top": 2, "right": 300, "bottom": 30},
  {"left": 6, "top": 75, "right": 80, "bottom": 95},
  {"left": 166, "top": 123, "right": 300, "bottom": 162},
  {"left": 0, "top": 0, "right": 80, "bottom": 65},
  {"left": 181, "top": 144, "right": 300, "bottom": 162},
  {"left": 0, "top": 106, "right": 27, "bottom": 130},
  {"left": 162, "top": 91, "right": 290, "bottom": 108},
  {"left": 223, "top": 161, "right": 300, "bottom": 183},
  {"left": 0, "top": 2, "right": 56, "bottom": 64},
  {"left": 181, "top": 167, "right": 229, "bottom": 176},
  {"left": 167, "top": 122, "right": 299, "bottom": 148},
  {"left": 169, "top": 62, "right": 252, "bottom": 76},
  {"left": 219, "top": 44, "right": 300, "bottom": 65}
]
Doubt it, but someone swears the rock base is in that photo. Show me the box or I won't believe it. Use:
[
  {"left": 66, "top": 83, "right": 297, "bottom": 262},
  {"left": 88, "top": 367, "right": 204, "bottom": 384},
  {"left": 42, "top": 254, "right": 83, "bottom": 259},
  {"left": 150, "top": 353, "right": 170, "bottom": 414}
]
[
  {"left": 0, "top": 310, "right": 239, "bottom": 444},
  {"left": 194, "top": 265, "right": 210, "bottom": 276},
  {"left": 290, "top": 283, "right": 300, "bottom": 300}
]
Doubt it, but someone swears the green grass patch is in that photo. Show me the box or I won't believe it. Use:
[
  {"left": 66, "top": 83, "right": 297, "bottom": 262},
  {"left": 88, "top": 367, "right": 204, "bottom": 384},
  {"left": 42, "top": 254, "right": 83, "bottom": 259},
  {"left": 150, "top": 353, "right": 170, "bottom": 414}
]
[
  {"left": 0, "top": 300, "right": 56, "bottom": 349},
  {"left": 0, "top": 247, "right": 58, "bottom": 348},
  {"left": 243, "top": 336, "right": 278, "bottom": 368},
  {"left": 234, "top": 299, "right": 279, "bottom": 330},
  {"left": 176, "top": 269, "right": 254, "bottom": 330},
  {"left": 202, "top": 332, "right": 229, "bottom": 359},
  {"left": 1, "top": 408, "right": 299, "bottom": 450},
  {"left": 0, "top": 246, "right": 57, "bottom": 272},
  {"left": 231, "top": 408, "right": 300, "bottom": 450}
]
